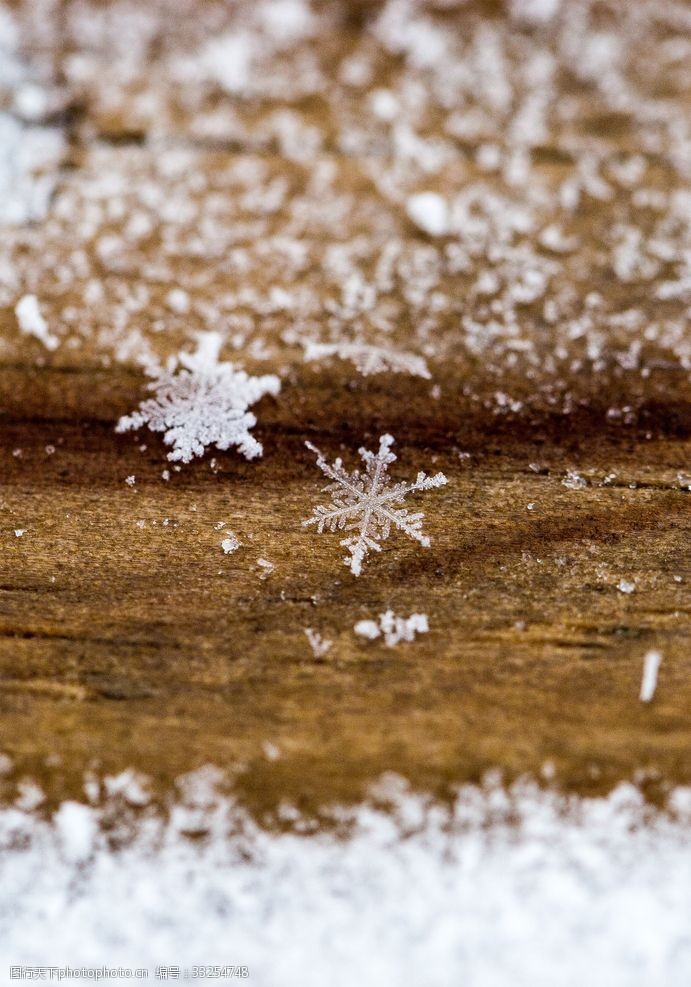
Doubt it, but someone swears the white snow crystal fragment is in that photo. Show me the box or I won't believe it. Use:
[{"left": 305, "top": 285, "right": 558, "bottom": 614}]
[
  {"left": 370, "top": 88, "right": 399, "bottom": 121},
  {"left": 618, "top": 579, "right": 636, "bottom": 594},
  {"left": 353, "top": 619, "right": 380, "bottom": 641},
  {"left": 15, "top": 780, "right": 45, "bottom": 811},
  {"left": 303, "top": 341, "right": 430, "bottom": 379},
  {"left": 406, "top": 192, "right": 449, "bottom": 237},
  {"left": 304, "top": 434, "right": 447, "bottom": 576},
  {"left": 199, "top": 33, "right": 254, "bottom": 95},
  {"left": 221, "top": 533, "right": 241, "bottom": 554},
  {"left": 166, "top": 288, "right": 190, "bottom": 315},
  {"left": 0, "top": 112, "right": 65, "bottom": 225},
  {"left": 262, "top": 741, "right": 281, "bottom": 761},
  {"left": 55, "top": 801, "right": 96, "bottom": 864},
  {"left": 116, "top": 332, "right": 281, "bottom": 463},
  {"left": 15, "top": 294, "right": 59, "bottom": 351},
  {"left": 304, "top": 628, "right": 333, "bottom": 660},
  {"left": 355, "top": 610, "right": 429, "bottom": 647},
  {"left": 539, "top": 224, "right": 578, "bottom": 253},
  {"left": 103, "top": 769, "right": 151, "bottom": 807},
  {"left": 125, "top": 475, "right": 136, "bottom": 486},
  {"left": 14, "top": 529, "right": 25, "bottom": 537},
  {"left": 509, "top": 0, "right": 561, "bottom": 24},
  {"left": 257, "top": 558, "right": 274, "bottom": 577},
  {"left": 562, "top": 470, "right": 587, "bottom": 490},
  {"left": 640, "top": 650, "right": 663, "bottom": 703}
]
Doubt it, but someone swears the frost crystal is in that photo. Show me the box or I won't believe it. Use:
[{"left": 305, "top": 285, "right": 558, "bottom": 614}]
[
  {"left": 257, "top": 557, "right": 274, "bottom": 578},
  {"left": 406, "top": 192, "right": 449, "bottom": 237},
  {"left": 355, "top": 610, "right": 429, "bottom": 647},
  {"left": 640, "top": 650, "right": 662, "bottom": 703},
  {"left": 116, "top": 332, "right": 281, "bottom": 463},
  {"left": 304, "top": 628, "right": 333, "bottom": 660},
  {"left": 303, "top": 434, "right": 447, "bottom": 576},
  {"left": 562, "top": 470, "right": 587, "bottom": 490},
  {"left": 303, "top": 341, "right": 430, "bottom": 380},
  {"left": 221, "top": 533, "right": 241, "bottom": 554},
  {"left": 15, "top": 294, "right": 59, "bottom": 351}
]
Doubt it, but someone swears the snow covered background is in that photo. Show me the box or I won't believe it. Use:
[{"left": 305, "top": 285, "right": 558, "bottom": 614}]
[
  {"left": 2, "top": 771, "right": 691, "bottom": 986},
  {"left": 2, "top": 1, "right": 690, "bottom": 982}
]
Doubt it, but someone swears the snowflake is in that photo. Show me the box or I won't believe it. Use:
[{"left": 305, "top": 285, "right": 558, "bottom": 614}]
[
  {"left": 303, "top": 433, "right": 447, "bottom": 576},
  {"left": 302, "top": 340, "right": 431, "bottom": 379},
  {"left": 116, "top": 332, "right": 281, "bottom": 463}
]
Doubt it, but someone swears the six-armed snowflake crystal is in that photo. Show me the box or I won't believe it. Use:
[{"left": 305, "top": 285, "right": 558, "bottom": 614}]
[
  {"left": 117, "top": 332, "right": 281, "bottom": 463},
  {"left": 303, "top": 434, "right": 447, "bottom": 576}
]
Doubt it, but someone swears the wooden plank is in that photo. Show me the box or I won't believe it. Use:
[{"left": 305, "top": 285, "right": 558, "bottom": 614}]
[{"left": 0, "top": 0, "right": 689, "bottom": 817}]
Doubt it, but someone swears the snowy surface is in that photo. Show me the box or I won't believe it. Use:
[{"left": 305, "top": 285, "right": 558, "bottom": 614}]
[
  {"left": 2, "top": 773, "right": 691, "bottom": 986},
  {"left": 116, "top": 332, "right": 281, "bottom": 462}
]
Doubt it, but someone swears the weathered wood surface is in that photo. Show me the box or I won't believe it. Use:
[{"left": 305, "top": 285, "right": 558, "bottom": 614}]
[{"left": 0, "top": 0, "right": 689, "bottom": 819}]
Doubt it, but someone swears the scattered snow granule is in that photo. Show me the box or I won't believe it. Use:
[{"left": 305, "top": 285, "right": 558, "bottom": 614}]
[
  {"left": 262, "top": 741, "right": 281, "bottom": 761},
  {"left": 103, "top": 769, "right": 150, "bottom": 807},
  {"left": 618, "top": 579, "right": 636, "bottom": 594},
  {"left": 221, "top": 534, "right": 241, "bottom": 555},
  {"left": 563, "top": 470, "right": 587, "bottom": 490},
  {"left": 15, "top": 295, "right": 59, "bottom": 351},
  {"left": 640, "top": 650, "right": 663, "bottom": 703},
  {"left": 54, "top": 802, "right": 96, "bottom": 865},
  {"left": 165, "top": 289, "right": 190, "bottom": 315},
  {"left": 125, "top": 475, "right": 136, "bottom": 487},
  {"left": 527, "top": 503, "right": 536, "bottom": 511},
  {"left": 257, "top": 558, "right": 274, "bottom": 578},
  {"left": 370, "top": 88, "right": 399, "bottom": 121},
  {"left": 44, "top": 445, "right": 55, "bottom": 455},
  {"left": 353, "top": 619, "right": 380, "bottom": 641},
  {"left": 14, "top": 780, "right": 45, "bottom": 811},
  {"left": 14, "top": 529, "right": 25, "bottom": 537},
  {"left": 476, "top": 144, "right": 502, "bottom": 171},
  {"left": 304, "top": 628, "right": 333, "bottom": 660},
  {"left": 406, "top": 192, "right": 449, "bottom": 237},
  {"left": 355, "top": 611, "right": 429, "bottom": 647},
  {"left": 161, "top": 470, "right": 170, "bottom": 481}
]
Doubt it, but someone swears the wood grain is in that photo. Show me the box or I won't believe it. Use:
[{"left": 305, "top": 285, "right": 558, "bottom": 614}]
[{"left": 0, "top": 0, "right": 689, "bottom": 819}]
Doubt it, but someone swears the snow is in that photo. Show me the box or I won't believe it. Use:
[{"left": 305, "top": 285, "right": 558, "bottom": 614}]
[
  {"left": 221, "top": 534, "right": 241, "bottom": 555},
  {"left": 303, "top": 341, "right": 431, "bottom": 379},
  {"left": 304, "top": 628, "right": 333, "bottom": 659},
  {"left": 1, "top": 775, "right": 690, "bottom": 985},
  {"left": 304, "top": 434, "right": 447, "bottom": 576},
  {"left": 640, "top": 650, "right": 663, "bottom": 703},
  {"left": 116, "top": 333, "right": 281, "bottom": 463},
  {"left": 355, "top": 610, "right": 429, "bottom": 646},
  {"left": 14, "top": 294, "right": 59, "bottom": 351},
  {"left": 406, "top": 192, "right": 449, "bottom": 237},
  {"left": 53, "top": 801, "right": 97, "bottom": 864}
]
